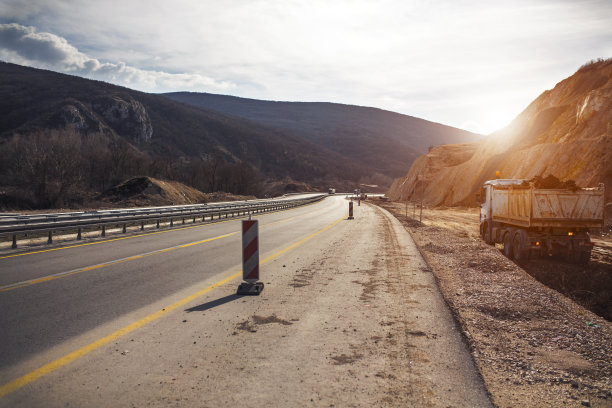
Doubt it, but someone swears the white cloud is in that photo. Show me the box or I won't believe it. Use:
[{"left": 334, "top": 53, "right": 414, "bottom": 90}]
[{"left": 0, "top": 23, "right": 236, "bottom": 93}]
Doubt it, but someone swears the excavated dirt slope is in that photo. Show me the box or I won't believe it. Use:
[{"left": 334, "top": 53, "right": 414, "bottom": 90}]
[{"left": 389, "top": 59, "right": 612, "bottom": 207}]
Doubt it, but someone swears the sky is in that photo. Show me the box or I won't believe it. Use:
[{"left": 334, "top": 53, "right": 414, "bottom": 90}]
[{"left": 0, "top": 0, "right": 611, "bottom": 135}]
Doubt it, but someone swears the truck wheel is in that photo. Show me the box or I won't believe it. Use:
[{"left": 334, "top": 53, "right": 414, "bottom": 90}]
[
  {"left": 513, "top": 230, "right": 530, "bottom": 263},
  {"left": 579, "top": 251, "right": 591, "bottom": 264},
  {"left": 569, "top": 251, "right": 591, "bottom": 264},
  {"left": 482, "top": 222, "right": 494, "bottom": 246},
  {"left": 569, "top": 240, "right": 592, "bottom": 264},
  {"left": 503, "top": 230, "right": 514, "bottom": 258}
]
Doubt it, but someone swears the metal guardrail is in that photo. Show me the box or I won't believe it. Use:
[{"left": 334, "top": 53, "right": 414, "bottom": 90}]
[{"left": 0, "top": 194, "right": 326, "bottom": 249}]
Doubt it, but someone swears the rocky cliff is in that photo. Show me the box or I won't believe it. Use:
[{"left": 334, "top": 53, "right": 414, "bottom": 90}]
[
  {"left": 389, "top": 58, "right": 612, "bottom": 206},
  {"left": 92, "top": 95, "right": 153, "bottom": 144},
  {"left": 46, "top": 95, "right": 153, "bottom": 144}
]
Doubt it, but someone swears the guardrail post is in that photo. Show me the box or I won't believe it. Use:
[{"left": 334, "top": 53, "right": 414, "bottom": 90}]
[
  {"left": 12, "top": 234, "right": 17, "bottom": 249},
  {"left": 170, "top": 218, "right": 174, "bottom": 227},
  {"left": 122, "top": 224, "right": 127, "bottom": 233},
  {"left": 193, "top": 216, "right": 196, "bottom": 223},
  {"left": 101, "top": 226, "right": 106, "bottom": 237},
  {"left": 156, "top": 220, "right": 160, "bottom": 229},
  {"left": 77, "top": 228, "right": 82, "bottom": 240},
  {"left": 141, "top": 221, "right": 144, "bottom": 231},
  {"left": 48, "top": 231, "right": 53, "bottom": 244},
  {"left": 182, "top": 217, "right": 185, "bottom": 225}
]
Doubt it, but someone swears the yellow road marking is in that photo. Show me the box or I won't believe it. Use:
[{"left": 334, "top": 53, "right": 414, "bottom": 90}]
[
  {"left": 0, "top": 233, "right": 237, "bottom": 292},
  {"left": 0, "top": 272, "right": 241, "bottom": 398},
  {"left": 261, "top": 215, "right": 345, "bottom": 263},
  {"left": 0, "top": 199, "right": 325, "bottom": 260},
  {"left": 0, "top": 207, "right": 322, "bottom": 293},
  {"left": 0, "top": 214, "right": 345, "bottom": 398}
]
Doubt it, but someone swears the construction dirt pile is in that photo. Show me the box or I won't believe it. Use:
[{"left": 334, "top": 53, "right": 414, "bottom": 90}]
[
  {"left": 100, "top": 176, "right": 207, "bottom": 206},
  {"left": 389, "top": 58, "right": 612, "bottom": 207},
  {"left": 378, "top": 201, "right": 611, "bottom": 408}
]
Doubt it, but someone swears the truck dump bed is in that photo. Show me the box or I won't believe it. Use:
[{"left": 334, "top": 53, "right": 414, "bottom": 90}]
[{"left": 490, "top": 184, "right": 604, "bottom": 228}]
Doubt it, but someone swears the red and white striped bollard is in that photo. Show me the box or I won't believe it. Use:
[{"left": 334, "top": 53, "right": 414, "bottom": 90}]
[{"left": 237, "top": 219, "right": 264, "bottom": 295}]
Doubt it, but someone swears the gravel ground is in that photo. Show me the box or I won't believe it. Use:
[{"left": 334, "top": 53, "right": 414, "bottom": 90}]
[{"left": 378, "top": 201, "right": 611, "bottom": 408}]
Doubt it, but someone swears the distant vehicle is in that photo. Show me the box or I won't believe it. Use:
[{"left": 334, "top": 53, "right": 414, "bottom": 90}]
[
  {"left": 479, "top": 179, "right": 604, "bottom": 263},
  {"left": 328, "top": 188, "right": 336, "bottom": 194}
]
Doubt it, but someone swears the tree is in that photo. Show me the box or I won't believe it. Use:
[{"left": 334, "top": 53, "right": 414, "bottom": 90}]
[
  {"left": 204, "top": 150, "right": 223, "bottom": 192},
  {"left": 8, "top": 129, "right": 83, "bottom": 207}
]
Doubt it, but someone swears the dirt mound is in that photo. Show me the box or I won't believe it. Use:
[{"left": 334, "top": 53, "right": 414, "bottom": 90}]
[
  {"left": 100, "top": 176, "right": 207, "bottom": 206},
  {"left": 263, "top": 179, "right": 317, "bottom": 197},
  {"left": 389, "top": 58, "right": 612, "bottom": 209}
]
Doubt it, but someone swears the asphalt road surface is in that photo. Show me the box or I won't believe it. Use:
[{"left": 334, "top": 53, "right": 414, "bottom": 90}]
[{"left": 0, "top": 196, "right": 492, "bottom": 407}]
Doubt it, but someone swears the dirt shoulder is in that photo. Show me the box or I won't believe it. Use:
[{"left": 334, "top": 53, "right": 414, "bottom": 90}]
[{"left": 378, "top": 201, "right": 611, "bottom": 408}]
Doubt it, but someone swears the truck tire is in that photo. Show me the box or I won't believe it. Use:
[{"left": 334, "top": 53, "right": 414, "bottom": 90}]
[
  {"left": 569, "top": 251, "right": 591, "bottom": 264},
  {"left": 482, "top": 222, "right": 494, "bottom": 246},
  {"left": 569, "top": 240, "right": 591, "bottom": 264},
  {"left": 512, "top": 230, "right": 530, "bottom": 263},
  {"left": 503, "top": 229, "right": 514, "bottom": 258}
]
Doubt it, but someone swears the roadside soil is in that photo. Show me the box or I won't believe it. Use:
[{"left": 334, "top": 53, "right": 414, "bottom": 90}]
[{"left": 378, "top": 201, "right": 611, "bottom": 408}]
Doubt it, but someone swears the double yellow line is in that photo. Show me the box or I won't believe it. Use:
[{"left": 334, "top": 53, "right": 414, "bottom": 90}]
[{"left": 0, "top": 214, "right": 345, "bottom": 398}]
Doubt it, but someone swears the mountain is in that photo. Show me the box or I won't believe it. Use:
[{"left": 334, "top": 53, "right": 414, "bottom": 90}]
[
  {"left": 388, "top": 58, "right": 612, "bottom": 206},
  {"left": 0, "top": 61, "right": 362, "bottom": 185},
  {"left": 163, "top": 92, "right": 483, "bottom": 180}
]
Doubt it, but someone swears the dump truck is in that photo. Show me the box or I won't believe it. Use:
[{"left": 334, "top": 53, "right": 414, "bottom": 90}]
[{"left": 479, "top": 179, "right": 605, "bottom": 263}]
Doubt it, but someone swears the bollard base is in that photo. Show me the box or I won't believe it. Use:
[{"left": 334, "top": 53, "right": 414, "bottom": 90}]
[
  {"left": 237, "top": 281, "right": 264, "bottom": 296},
  {"left": 347, "top": 216, "right": 354, "bottom": 220}
]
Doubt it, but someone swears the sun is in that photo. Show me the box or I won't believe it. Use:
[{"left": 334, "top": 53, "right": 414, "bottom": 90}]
[
  {"left": 461, "top": 110, "right": 515, "bottom": 135},
  {"left": 481, "top": 110, "right": 514, "bottom": 134}
]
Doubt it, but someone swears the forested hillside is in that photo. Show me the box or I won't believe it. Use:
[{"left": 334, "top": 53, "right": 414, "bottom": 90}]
[{"left": 165, "top": 92, "right": 482, "bottom": 181}]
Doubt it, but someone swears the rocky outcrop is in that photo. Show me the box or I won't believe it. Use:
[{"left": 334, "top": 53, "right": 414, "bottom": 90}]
[
  {"left": 46, "top": 94, "right": 153, "bottom": 144},
  {"left": 92, "top": 95, "right": 153, "bottom": 144},
  {"left": 48, "top": 99, "right": 105, "bottom": 133},
  {"left": 389, "top": 58, "right": 612, "bottom": 206}
]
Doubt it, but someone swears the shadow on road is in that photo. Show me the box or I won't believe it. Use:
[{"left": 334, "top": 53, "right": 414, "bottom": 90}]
[{"left": 185, "top": 294, "right": 242, "bottom": 313}]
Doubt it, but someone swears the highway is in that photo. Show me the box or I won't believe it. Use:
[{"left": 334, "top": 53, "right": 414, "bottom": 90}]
[{"left": 0, "top": 195, "right": 491, "bottom": 407}]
